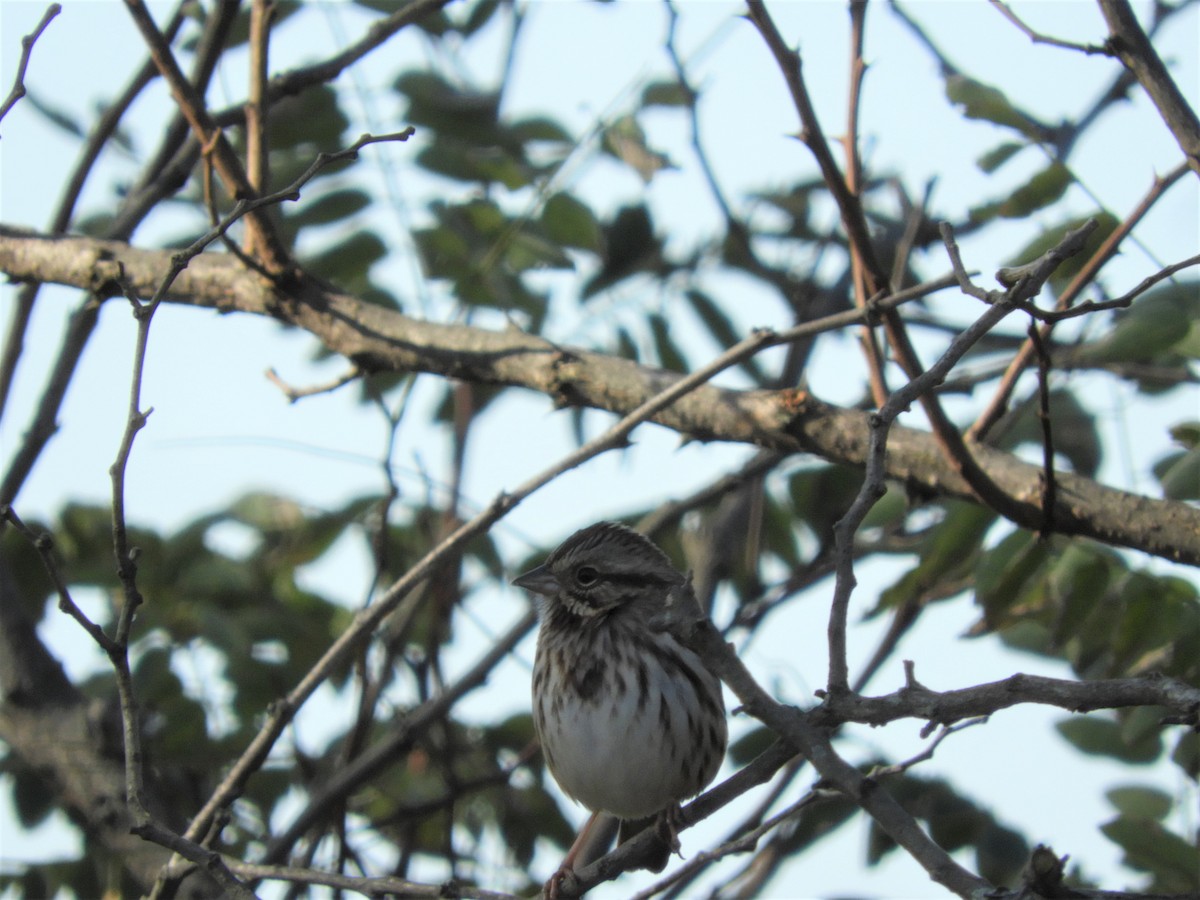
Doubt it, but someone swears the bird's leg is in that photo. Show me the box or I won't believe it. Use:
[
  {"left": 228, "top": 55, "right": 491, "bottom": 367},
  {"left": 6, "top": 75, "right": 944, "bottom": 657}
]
[
  {"left": 546, "top": 810, "right": 601, "bottom": 900},
  {"left": 654, "top": 802, "right": 684, "bottom": 858}
]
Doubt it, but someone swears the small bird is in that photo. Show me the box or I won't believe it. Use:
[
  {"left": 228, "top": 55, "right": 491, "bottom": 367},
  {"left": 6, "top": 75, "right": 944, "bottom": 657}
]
[{"left": 513, "top": 521, "right": 727, "bottom": 891}]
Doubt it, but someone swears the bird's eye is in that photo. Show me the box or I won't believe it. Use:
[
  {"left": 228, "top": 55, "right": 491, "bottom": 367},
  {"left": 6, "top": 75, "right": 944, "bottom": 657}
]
[{"left": 575, "top": 566, "right": 599, "bottom": 586}]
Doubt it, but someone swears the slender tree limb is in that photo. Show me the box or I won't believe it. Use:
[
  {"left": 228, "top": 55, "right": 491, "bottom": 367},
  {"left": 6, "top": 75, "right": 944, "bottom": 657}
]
[
  {"left": 817, "top": 669, "right": 1200, "bottom": 731},
  {"left": 1096, "top": 0, "right": 1200, "bottom": 177},
  {"left": 971, "top": 161, "right": 1191, "bottom": 440},
  {"left": 989, "top": 0, "right": 1111, "bottom": 55},
  {"left": 122, "top": 0, "right": 291, "bottom": 272},
  {"left": 827, "top": 221, "right": 1061, "bottom": 692},
  {"left": 744, "top": 0, "right": 1035, "bottom": 544},
  {"left": 0, "top": 3, "right": 60, "bottom": 128}
]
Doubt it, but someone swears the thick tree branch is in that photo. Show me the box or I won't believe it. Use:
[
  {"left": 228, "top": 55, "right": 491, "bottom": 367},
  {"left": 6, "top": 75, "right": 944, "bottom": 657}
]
[{"left": 1, "top": 227, "right": 1197, "bottom": 567}]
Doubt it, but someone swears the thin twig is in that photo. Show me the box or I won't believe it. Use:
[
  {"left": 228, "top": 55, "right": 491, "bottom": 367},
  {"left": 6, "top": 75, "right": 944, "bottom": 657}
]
[
  {"left": 244, "top": 0, "right": 274, "bottom": 258},
  {"left": 844, "top": 0, "right": 889, "bottom": 407},
  {"left": 122, "top": 0, "right": 291, "bottom": 272},
  {"left": 628, "top": 791, "right": 827, "bottom": 900},
  {"left": 1, "top": 505, "right": 115, "bottom": 652},
  {"left": 826, "top": 219, "right": 1097, "bottom": 694},
  {"left": 0, "top": 3, "right": 60, "bottom": 128},
  {"left": 989, "top": 0, "right": 1110, "bottom": 55},
  {"left": 265, "top": 365, "right": 363, "bottom": 402},
  {"left": 744, "top": 0, "right": 1031, "bottom": 549},
  {"left": 971, "top": 161, "right": 1190, "bottom": 439},
  {"left": 1026, "top": 323, "right": 1057, "bottom": 538},
  {"left": 1096, "top": 0, "right": 1200, "bottom": 177}
]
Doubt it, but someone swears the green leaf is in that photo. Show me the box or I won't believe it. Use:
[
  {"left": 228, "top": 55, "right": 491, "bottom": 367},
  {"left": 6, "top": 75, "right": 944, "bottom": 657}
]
[
  {"left": 267, "top": 85, "right": 348, "bottom": 150},
  {"left": 302, "top": 230, "right": 387, "bottom": 287},
  {"left": 945, "top": 74, "right": 1049, "bottom": 140},
  {"left": 509, "top": 115, "right": 573, "bottom": 144},
  {"left": 1101, "top": 816, "right": 1200, "bottom": 891},
  {"left": 648, "top": 313, "right": 688, "bottom": 372},
  {"left": 291, "top": 188, "right": 371, "bottom": 227},
  {"left": 1106, "top": 785, "right": 1173, "bottom": 820},
  {"left": 641, "top": 80, "right": 693, "bottom": 108},
  {"left": 541, "top": 193, "right": 602, "bottom": 253},
  {"left": 1056, "top": 716, "right": 1161, "bottom": 764},
  {"left": 583, "top": 205, "right": 664, "bottom": 297},
  {"left": 977, "top": 141, "right": 1024, "bottom": 173},
  {"left": 602, "top": 115, "right": 674, "bottom": 183},
  {"left": 974, "top": 529, "right": 1054, "bottom": 631},
  {"left": 1172, "top": 731, "right": 1199, "bottom": 779},
  {"left": 24, "top": 90, "right": 85, "bottom": 139},
  {"left": 875, "top": 501, "right": 995, "bottom": 614},
  {"left": 1000, "top": 388, "right": 1100, "bottom": 477},
  {"left": 788, "top": 464, "right": 863, "bottom": 548},
  {"left": 11, "top": 767, "right": 55, "bottom": 828},
  {"left": 1077, "top": 280, "right": 1200, "bottom": 365},
  {"left": 969, "top": 161, "right": 1073, "bottom": 223},
  {"left": 975, "top": 821, "right": 1029, "bottom": 887},
  {"left": 728, "top": 725, "right": 776, "bottom": 766},
  {"left": 684, "top": 288, "right": 766, "bottom": 382}
]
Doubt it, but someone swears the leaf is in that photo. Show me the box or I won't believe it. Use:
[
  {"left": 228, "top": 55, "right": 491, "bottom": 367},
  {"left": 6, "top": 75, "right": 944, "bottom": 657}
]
[
  {"left": 945, "top": 74, "right": 1049, "bottom": 140},
  {"left": 788, "top": 464, "right": 863, "bottom": 548},
  {"left": 1077, "top": 280, "right": 1200, "bottom": 365},
  {"left": 684, "top": 288, "right": 767, "bottom": 382},
  {"left": 875, "top": 501, "right": 995, "bottom": 614},
  {"left": 1106, "top": 785, "right": 1173, "bottom": 820},
  {"left": 975, "top": 821, "right": 1029, "bottom": 888},
  {"left": 602, "top": 114, "right": 674, "bottom": 183},
  {"left": 1056, "top": 716, "right": 1161, "bottom": 764},
  {"left": 541, "top": 193, "right": 602, "bottom": 252},
  {"left": 969, "top": 162, "right": 1073, "bottom": 223},
  {"left": 302, "top": 230, "right": 387, "bottom": 288},
  {"left": 641, "top": 80, "right": 693, "bottom": 108},
  {"left": 24, "top": 90, "right": 85, "bottom": 139},
  {"left": 267, "top": 85, "right": 348, "bottom": 150},
  {"left": 728, "top": 726, "right": 776, "bottom": 766},
  {"left": 583, "top": 204, "right": 665, "bottom": 297},
  {"left": 290, "top": 188, "right": 371, "bottom": 227},
  {"left": 1000, "top": 388, "right": 1100, "bottom": 477},
  {"left": 648, "top": 313, "right": 688, "bottom": 372},
  {"left": 974, "top": 529, "right": 1054, "bottom": 631},
  {"left": 1172, "top": 731, "right": 1199, "bottom": 779},
  {"left": 1101, "top": 816, "right": 1200, "bottom": 891},
  {"left": 977, "top": 141, "right": 1024, "bottom": 173}
]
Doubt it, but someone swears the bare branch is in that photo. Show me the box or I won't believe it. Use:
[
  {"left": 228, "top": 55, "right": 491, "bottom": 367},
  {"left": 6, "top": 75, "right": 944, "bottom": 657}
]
[
  {"left": 1096, "top": 0, "right": 1200, "bottom": 177},
  {"left": 818, "top": 669, "right": 1200, "bottom": 731},
  {"left": 990, "top": 0, "right": 1111, "bottom": 55},
  {"left": 971, "top": 161, "right": 1191, "bottom": 439},
  {"left": 0, "top": 3, "right": 60, "bottom": 130}
]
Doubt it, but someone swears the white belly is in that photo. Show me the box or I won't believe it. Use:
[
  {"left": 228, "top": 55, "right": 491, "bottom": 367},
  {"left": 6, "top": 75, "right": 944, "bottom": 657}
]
[{"left": 535, "top": 629, "right": 723, "bottom": 820}]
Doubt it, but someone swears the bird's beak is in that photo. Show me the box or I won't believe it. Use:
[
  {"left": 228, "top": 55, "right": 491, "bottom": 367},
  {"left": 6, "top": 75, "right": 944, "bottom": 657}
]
[{"left": 512, "top": 564, "right": 559, "bottom": 596}]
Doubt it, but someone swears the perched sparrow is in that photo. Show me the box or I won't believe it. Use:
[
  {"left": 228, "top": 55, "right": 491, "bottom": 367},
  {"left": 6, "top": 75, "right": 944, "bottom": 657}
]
[{"left": 514, "top": 521, "right": 727, "bottom": 889}]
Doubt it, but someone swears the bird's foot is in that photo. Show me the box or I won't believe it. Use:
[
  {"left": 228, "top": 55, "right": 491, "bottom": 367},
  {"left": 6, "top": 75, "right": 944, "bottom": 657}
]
[
  {"left": 655, "top": 803, "right": 684, "bottom": 858},
  {"left": 545, "top": 864, "right": 579, "bottom": 900}
]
